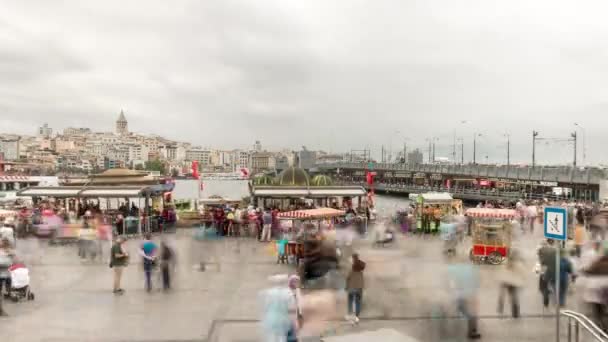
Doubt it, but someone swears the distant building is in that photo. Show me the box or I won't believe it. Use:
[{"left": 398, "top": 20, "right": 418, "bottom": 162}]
[
  {"left": 63, "top": 127, "right": 91, "bottom": 137},
  {"left": 275, "top": 155, "right": 290, "bottom": 172},
  {"left": 38, "top": 123, "right": 52, "bottom": 139},
  {"left": 297, "top": 147, "right": 316, "bottom": 170},
  {"left": 116, "top": 110, "right": 129, "bottom": 136},
  {"left": 186, "top": 148, "right": 215, "bottom": 166},
  {"left": 316, "top": 154, "right": 345, "bottom": 165},
  {"left": 0, "top": 139, "right": 20, "bottom": 160},
  {"left": 250, "top": 152, "right": 275, "bottom": 173},
  {"left": 253, "top": 140, "right": 262, "bottom": 152},
  {"left": 233, "top": 150, "right": 250, "bottom": 171},
  {"left": 408, "top": 148, "right": 424, "bottom": 165}
]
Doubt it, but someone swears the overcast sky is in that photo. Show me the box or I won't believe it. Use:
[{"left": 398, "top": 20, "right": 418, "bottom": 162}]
[{"left": 2, "top": 1, "right": 608, "bottom": 165}]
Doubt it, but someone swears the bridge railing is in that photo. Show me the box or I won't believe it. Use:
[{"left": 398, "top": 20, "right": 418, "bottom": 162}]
[{"left": 343, "top": 181, "right": 572, "bottom": 201}]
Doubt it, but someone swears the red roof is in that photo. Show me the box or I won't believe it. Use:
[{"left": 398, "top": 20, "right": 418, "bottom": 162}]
[{"left": 278, "top": 208, "right": 346, "bottom": 219}]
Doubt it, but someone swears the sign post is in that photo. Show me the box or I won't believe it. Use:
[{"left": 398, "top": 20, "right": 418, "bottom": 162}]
[{"left": 544, "top": 206, "right": 568, "bottom": 342}]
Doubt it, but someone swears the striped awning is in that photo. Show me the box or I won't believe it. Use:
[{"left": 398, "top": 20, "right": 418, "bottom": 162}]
[
  {"left": 0, "top": 209, "right": 16, "bottom": 219},
  {"left": 278, "top": 208, "right": 346, "bottom": 220},
  {"left": 466, "top": 208, "right": 517, "bottom": 219},
  {"left": 0, "top": 176, "right": 29, "bottom": 182}
]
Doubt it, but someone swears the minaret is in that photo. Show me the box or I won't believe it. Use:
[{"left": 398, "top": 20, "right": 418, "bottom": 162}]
[{"left": 116, "top": 110, "right": 128, "bottom": 135}]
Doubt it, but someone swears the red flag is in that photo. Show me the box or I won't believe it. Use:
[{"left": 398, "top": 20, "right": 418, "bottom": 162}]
[{"left": 192, "top": 161, "right": 199, "bottom": 179}]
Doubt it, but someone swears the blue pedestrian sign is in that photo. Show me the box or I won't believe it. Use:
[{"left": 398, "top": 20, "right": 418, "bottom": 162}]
[{"left": 544, "top": 207, "right": 568, "bottom": 241}]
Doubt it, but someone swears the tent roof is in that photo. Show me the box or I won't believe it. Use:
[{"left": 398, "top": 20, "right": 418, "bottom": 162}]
[
  {"left": 252, "top": 186, "right": 366, "bottom": 198},
  {"left": 466, "top": 208, "right": 517, "bottom": 219},
  {"left": 278, "top": 207, "right": 346, "bottom": 220},
  {"left": 410, "top": 192, "right": 453, "bottom": 202},
  {"left": 17, "top": 184, "right": 173, "bottom": 198}
]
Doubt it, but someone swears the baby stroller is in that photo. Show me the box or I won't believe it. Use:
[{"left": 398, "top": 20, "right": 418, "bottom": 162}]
[{"left": 8, "top": 263, "right": 34, "bottom": 302}]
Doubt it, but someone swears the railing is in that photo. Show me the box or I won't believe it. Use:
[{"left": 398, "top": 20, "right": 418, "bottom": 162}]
[
  {"left": 561, "top": 310, "right": 608, "bottom": 342},
  {"left": 342, "top": 181, "right": 573, "bottom": 201}
]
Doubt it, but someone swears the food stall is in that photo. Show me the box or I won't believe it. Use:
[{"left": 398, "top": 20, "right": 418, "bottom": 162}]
[
  {"left": 466, "top": 208, "right": 515, "bottom": 265},
  {"left": 409, "top": 193, "right": 463, "bottom": 233},
  {"left": 276, "top": 208, "right": 346, "bottom": 265}
]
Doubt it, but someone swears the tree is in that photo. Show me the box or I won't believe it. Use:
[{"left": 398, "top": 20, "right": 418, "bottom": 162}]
[{"left": 144, "top": 159, "right": 166, "bottom": 175}]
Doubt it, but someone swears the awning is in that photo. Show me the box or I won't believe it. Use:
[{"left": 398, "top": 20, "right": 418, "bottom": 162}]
[
  {"left": 78, "top": 188, "right": 146, "bottom": 198},
  {"left": 252, "top": 186, "right": 367, "bottom": 198},
  {"left": 466, "top": 208, "right": 517, "bottom": 219},
  {"left": 17, "top": 185, "right": 167, "bottom": 198},
  {"left": 308, "top": 188, "right": 366, "bottom": 197},
  {"left": 253, "top": 189, "right": 310, "bottom": 197},
  {"left": 17, "top": 187, "right": 82, "bottom": 197},
  {"left": 278, "top": 207, "right": 346, "bottom": 220}
]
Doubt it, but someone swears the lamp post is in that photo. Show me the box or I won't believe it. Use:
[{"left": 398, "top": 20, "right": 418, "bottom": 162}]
[
  {"left": 473, "top": 133, "right": 482, "bottom": 165},
  {"left": 532, "top": 130, "right": 539, "bottom": 168},
  {"left": 504, "top": 133, "right": 511, "bottom": 167},
  {"left": 574, "top": 123, "right": 586, "bottom": 166}
]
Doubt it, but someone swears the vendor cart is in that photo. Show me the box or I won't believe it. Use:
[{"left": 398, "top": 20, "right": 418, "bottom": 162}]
[{"left": 466, "top": 208, "right": 515, "bottom": 265}]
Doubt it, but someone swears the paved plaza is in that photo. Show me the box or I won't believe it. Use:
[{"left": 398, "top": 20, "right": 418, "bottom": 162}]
[{"left": 0, "top": 226, "right": 593, "bottom": 341}]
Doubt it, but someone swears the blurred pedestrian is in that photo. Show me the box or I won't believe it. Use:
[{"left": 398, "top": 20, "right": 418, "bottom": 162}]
[
  {"left": 497, "top": 250, "right": 525, "bottom": 318},
  {"left": 446, "top": 252, "right": 481, "bottom": 339},
  {"left": 262, "top": 209, "right": 273, "bottom": 242},
  {"left": 139, "top": 233, "right": 157, "bottom": 292},
  {"left": 345, "top": 253, "right": 365, "bottom": 323},
  {"left": 575, "top": 211, "right": 587, "bottom": 258},
  {"left": 159, "top": 239, "right": 175, "bottom": 291},
  {"left": 261, "top": 275, "right": 293, "bottom": 342},
  {"left": 110, "top": 237, "right": 129, "bottom": 295},
  {"left": 582, "top": 254, "right": 608, "bottom": 331}
]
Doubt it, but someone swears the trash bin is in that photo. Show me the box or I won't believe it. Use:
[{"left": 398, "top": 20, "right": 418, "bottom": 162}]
[{"left": 125, "top": 217, "right": 140, "bottom": 235}]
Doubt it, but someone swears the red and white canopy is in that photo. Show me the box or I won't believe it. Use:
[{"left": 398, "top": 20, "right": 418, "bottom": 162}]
[
  {"left": 278, "top": 208, "right": 346, "bottom": 220},
  {"left": 465, "top": 208, "right": 516, "bottom": 219},
  {"left": 0, "top": 209, "right": 17, "bottom": 219}
]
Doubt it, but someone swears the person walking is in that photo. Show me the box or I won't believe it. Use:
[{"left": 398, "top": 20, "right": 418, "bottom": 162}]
[
  {"left": 159, "top": 239, "right": 174, "bottom": 291},
  {"left": 345, "top": 253, "right": 365, "bottom": 323},
  {"left": 139, "top": 233, "right": 157, "bottom": 292},
  {"left": 497, "top": 250, "right": 526, "bottom": 318},
  {"left": 262, "top": 209, "right": 273, "bottom": 242},
  {"left": 110, "top": 237, "right": 129, "bottom": 295}
]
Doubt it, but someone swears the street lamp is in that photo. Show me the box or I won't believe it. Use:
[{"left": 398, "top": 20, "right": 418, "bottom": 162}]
[
  {"left": 473, "top": 133, "right": 483, "bottom": 165},
  {"left": 425, "top": 137, "right": 439, "bottom": 163},
  {"left": 504, "top": 133, "right": 511, "bottom": 166},
  {"left": 574, "top": 123, "right": 586, "bottom": 166}
]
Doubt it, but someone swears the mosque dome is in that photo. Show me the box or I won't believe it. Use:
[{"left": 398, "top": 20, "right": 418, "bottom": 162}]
[{"left": 276, "top": 167, "right": 310, "bottom": 186}]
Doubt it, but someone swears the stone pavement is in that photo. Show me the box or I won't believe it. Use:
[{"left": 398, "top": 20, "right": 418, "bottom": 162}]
[{"left": 0, "top": 225, "right": 591, "bottom": 341}]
